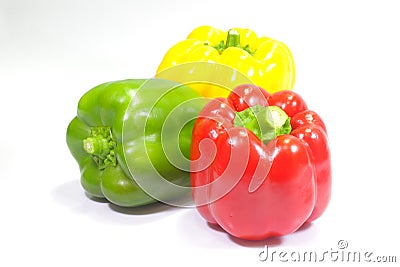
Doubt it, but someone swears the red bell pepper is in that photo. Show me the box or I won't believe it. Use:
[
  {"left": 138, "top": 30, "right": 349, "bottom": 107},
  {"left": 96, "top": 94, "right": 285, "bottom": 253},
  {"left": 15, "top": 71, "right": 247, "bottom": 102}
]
[{"left": 190, "top": 84, "right": 331, "bottom": 240}]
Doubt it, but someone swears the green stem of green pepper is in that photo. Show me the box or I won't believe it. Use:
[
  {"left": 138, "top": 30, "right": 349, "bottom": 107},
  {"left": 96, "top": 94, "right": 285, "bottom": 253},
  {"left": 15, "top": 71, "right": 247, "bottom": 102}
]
[{"left": 83, "top": 126, "right": 116, "bottom": 169}]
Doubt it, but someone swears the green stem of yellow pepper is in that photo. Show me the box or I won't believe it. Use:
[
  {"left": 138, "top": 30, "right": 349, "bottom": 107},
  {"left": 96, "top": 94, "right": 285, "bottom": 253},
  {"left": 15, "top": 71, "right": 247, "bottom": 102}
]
[
  {"left": 225, "top": 29, "right": 241, "bottom": 48},
  {"left": 212, "top": 29, "right": 254, "bottom": 55}
]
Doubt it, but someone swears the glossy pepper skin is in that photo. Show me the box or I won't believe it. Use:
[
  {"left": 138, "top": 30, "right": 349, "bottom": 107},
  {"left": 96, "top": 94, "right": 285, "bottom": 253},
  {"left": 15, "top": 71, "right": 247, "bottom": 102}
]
[
  {"left": 66, "top": 79, "right": 204, "bottom": 207},
  {"left": 156, "top": 26, "right": 295, "bottom": 98},
  {"left": 190, "top": 84, "right": 331, "bottom": 240}
]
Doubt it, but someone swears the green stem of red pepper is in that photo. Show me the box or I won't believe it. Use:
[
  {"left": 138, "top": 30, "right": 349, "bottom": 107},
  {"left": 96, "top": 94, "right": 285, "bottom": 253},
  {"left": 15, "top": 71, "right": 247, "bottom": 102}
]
[
  {"left": 234, "top": 105, "right": 292, "bottom": 144},
  {"left": 83, "top": 126, "right": 116, "bottom": 169}
]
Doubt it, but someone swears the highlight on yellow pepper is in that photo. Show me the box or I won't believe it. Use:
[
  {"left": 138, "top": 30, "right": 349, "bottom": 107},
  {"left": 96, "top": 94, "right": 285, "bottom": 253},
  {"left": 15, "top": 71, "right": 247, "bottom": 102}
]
[{"left": 156, "top": 26, "right": 296, "bottom": 98}]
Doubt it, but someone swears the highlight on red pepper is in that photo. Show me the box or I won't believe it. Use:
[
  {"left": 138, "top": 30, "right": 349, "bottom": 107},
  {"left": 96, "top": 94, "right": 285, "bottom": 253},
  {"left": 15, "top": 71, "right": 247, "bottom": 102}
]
[{"left": 190, "top": 84, "right": 331, "bottom": 240}]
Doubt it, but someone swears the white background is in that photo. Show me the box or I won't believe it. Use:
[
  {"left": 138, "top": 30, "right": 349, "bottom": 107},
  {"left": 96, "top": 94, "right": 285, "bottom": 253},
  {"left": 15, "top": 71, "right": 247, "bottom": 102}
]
[{"left": 1, "top": 0, "right": 399, "bottom": 266}]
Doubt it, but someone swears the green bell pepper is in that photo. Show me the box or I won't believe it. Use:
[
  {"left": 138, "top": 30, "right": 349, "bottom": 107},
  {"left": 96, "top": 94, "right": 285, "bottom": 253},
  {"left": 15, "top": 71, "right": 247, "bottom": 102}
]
[{"left": 66, "top": 78, "right": 205, "bottom": 207}]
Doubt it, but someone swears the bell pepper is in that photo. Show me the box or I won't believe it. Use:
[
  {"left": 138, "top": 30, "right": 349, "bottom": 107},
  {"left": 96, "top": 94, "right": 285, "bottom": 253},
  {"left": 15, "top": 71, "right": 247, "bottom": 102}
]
[
  {"left": 190, "top": 84, "right": 331, "bottom": 240},
  {"left": 156, "top": 26, "right": 295, "bottom": 98},
  {"left": 66, "top": 79, "right": 205, "bottom": 207}
]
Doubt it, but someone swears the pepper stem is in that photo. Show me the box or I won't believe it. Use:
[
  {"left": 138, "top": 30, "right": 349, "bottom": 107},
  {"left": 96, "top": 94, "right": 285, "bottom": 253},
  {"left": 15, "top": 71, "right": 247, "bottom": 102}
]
[
  {"left": 225, "top": 29, "right": 241, "bottom": 48},
  {"left": 234, "top": 105, "right": 292, "bottom": 144},
  {"left": 83, "top": 126, "right": 116, "bottom": 169},
  {"left": 210, "top": 29, "right": 254, "bottom": 55},
  {"left": 83, "top": 137, "right": 109, "bottom": 155}
]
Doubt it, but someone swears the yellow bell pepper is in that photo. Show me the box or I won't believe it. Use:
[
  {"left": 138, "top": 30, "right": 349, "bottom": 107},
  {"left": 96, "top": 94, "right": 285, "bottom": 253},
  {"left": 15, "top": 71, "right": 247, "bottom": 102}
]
[{"left": 156, "top": 26, "right": 295, "bottom": 98}]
